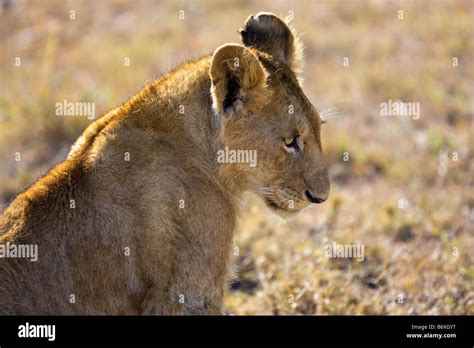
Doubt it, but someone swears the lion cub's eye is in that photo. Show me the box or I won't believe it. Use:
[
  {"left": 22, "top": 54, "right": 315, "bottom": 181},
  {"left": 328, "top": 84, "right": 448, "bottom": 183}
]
[{"left": 284, "top": 136, "right": 300, "bottom": 151}]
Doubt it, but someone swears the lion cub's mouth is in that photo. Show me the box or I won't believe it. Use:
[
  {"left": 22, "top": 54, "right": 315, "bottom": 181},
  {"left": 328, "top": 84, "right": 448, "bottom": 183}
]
[{"left": 263, "top": 197, "right": 302, "bottom": 217}]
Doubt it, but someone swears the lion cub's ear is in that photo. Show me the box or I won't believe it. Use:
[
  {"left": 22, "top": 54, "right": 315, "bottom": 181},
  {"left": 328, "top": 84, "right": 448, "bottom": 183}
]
[
  {"left": 239, "top": 12, "right": 303, "bottom": 72},
  {"left": 210, "top": 43, "right": 267, "bottom": 117}
]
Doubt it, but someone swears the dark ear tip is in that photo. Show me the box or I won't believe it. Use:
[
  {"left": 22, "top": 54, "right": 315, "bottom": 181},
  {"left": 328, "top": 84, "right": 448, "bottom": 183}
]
[{"left": 239, "top": 28, "right": 249, "bottom": 44}]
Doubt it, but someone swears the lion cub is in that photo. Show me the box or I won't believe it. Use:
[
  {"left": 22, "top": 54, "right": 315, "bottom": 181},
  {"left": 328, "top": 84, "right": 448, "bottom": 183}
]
[{"left": 0, "top": 12, "right": 329, "bottom": 314}]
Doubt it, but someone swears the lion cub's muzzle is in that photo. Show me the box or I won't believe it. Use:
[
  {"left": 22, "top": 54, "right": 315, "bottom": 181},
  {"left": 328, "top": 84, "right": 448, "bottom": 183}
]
[{"left": 304, "top": 170, "right": 330, "bottom": 204}]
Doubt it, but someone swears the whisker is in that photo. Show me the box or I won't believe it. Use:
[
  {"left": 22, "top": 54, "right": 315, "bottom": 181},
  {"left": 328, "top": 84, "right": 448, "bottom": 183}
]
[
  {"left": 321, "top": 111, "right": 345, "bottom": 118},
  {"left": 319, "top": 107, "right": 339, "bottom": 116},
  {"left": 318, "top": 98, "right": 351, "bottom": 122}
]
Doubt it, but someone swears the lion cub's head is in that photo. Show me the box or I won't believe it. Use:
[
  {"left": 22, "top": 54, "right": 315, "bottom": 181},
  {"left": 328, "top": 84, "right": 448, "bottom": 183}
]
[{"left": 210, "top": 12, "right": 330, "bottom": 217}]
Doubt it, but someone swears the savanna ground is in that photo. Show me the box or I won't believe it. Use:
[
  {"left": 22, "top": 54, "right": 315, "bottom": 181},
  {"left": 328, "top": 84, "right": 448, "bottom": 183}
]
[{"left": 0, "top": 0, "right": 472, "bottom": 314}]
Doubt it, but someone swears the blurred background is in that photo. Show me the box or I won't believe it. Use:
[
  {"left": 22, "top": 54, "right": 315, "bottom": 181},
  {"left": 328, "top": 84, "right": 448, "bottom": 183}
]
[{"left": 0, "top": 0, "right": 472, "bottom": 314}]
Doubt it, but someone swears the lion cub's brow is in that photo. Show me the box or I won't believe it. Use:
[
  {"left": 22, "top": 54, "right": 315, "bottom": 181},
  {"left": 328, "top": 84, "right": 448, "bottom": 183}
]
[{"left": 277, "top": 72, "right": 321, "bottom": 133}]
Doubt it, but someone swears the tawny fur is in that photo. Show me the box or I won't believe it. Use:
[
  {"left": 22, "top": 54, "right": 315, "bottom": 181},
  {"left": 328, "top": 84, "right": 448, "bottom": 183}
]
[{"left": 0, "top": 12, "right": 329, "bottom": 315}]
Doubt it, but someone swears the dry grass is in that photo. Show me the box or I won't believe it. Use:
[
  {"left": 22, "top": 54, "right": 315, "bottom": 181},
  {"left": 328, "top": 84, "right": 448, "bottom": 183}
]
[{"left": 0, "top": 0, "right": 472, "bottom": 314}]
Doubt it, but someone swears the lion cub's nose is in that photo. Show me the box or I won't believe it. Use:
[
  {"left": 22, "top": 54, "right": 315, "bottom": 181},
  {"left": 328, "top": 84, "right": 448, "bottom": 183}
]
[{"left": 304, "top": 190, "right": 327, "bottom": 204}]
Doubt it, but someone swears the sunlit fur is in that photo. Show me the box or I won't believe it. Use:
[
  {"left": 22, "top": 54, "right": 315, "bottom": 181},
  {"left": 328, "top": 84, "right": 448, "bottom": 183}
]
[{"left": 0, "top": 12, "right": 328, "bottom": 314}]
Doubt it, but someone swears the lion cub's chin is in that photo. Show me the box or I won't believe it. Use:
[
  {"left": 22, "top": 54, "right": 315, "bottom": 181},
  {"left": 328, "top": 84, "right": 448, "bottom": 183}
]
[
  {"left": 263, "top": 198, "right": 306, "bottom": 220},
  {"left": 269, "top": 207, "right": 303, "bottom": 220}
]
